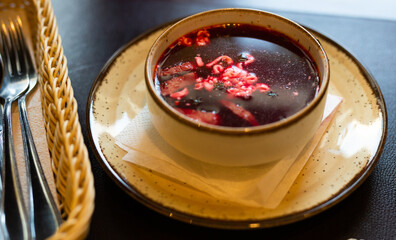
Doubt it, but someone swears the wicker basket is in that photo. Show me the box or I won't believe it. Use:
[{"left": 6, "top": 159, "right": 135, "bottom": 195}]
[{"left": 1, "top": 0, "right": 95, "bottom": 239}]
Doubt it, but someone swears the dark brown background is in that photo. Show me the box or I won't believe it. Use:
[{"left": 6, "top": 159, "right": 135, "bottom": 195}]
[{"left": 52, "top": 0, "right": 395, "bottom": 239}]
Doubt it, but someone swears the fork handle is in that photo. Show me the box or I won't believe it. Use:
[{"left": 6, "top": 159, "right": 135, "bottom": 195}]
[
  {"left": 18, "top": 96, "right": 62, "bottom": 239},
  {"left": 0, "top": 104, "right": 10, "bottom": 240},
  {"left": 1, "top": 99, "right": 31, "bottom": 240}
]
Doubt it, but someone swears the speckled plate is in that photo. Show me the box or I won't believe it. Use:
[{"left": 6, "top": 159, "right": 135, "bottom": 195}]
[{"left": 86, "top": 25, "right": 387, "bottom": 229}]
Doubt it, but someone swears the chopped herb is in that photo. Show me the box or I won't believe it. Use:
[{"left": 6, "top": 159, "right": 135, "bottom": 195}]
[
  {"left": 214, "top": 82, "right": 225, "bottom": 90},
  {"left": 238, "top": 53, "right": 248, "bottom": 62},
  {"left": 267, "top": 91, "right": 278, "bottom": 97},
  {"left": 193, "top": 97, "right": 203, "bottom": 105}
]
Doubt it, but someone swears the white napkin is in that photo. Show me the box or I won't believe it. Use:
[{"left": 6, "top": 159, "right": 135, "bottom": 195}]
[{"left": 115, "top": 94, "right": 342, "bottom": 208}]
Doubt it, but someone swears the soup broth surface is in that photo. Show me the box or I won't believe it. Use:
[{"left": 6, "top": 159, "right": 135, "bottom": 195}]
[{"left": 155, "top": 24, "right": 319, "bottom": 127}]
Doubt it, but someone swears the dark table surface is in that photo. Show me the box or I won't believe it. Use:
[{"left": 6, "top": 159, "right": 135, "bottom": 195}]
[{"left": 52, "top": 0, "right": 395, "bottom": 239}]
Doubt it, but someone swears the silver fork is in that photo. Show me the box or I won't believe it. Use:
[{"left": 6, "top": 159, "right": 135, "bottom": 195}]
[
  {"left": 0, "top": 19, "right": 31, "bottom": 239},
  {"left": 16, "top": 17, "right": 62, "bottom": 239},
  {"left": 0, "top": 41, "right": 8, "bottom": 240}
]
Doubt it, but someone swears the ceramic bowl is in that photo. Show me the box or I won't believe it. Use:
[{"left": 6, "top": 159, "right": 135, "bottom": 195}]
[{"left": 145, "top": 8, "right": 329, "bottom": 166}]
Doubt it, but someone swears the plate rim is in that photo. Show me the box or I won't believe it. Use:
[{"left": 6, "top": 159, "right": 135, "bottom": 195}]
[{"left": 86, "top": 22, "right": 388, "bottom": 229}]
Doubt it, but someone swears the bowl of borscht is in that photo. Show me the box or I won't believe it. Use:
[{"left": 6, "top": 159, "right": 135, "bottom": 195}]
[{"left": 145, "top": 8, "right": 330, "bottom": 166}]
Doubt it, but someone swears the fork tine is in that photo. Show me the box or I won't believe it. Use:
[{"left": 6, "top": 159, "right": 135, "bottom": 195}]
[
  {"left": 0, "top": 22, "right": 13, "bottom": 76},
  {"left": 9, "top": 20, "right": 28, "bottom": 76},
  {"left": 7, "top": 21, "right": 20, "bottom": 75},
  {"left": 1, "top": 19, "right": 26, "bottom": 78},
  {"left": 12, "top": 19, "right": 28, "bottom": 75},
  {"left": 16, "top": 17, "right": 34, "bottom": 80},
  {"left": 4, "top": 21, "right": 19, "bottom": 76}
]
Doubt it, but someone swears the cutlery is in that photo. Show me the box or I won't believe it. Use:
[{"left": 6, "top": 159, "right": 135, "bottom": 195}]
[
  {"left": 0, "top": 37, "right": 9, "bottom": 240},
  {"left": 16, "top": 17, "right": 62, "bottom": 239},
  {"left": 0, "top": 19, "right": 31, "bottom": 239}
]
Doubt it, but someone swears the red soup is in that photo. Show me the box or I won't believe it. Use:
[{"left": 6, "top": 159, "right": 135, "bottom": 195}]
[{"left": 154, "top": 24, "right": 320, "bottom": 127}]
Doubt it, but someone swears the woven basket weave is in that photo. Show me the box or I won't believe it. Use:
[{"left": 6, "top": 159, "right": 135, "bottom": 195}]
[
  {"left": 35, "top": 0, "right": 95, "bottom": 239},
  {"left": 1, "top": 0, "right": 95, "bottom": 239}
]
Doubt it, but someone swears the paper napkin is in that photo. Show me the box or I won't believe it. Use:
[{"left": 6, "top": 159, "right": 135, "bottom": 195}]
[{"left": 115, "top": 94, "right": 342, "bottom": 208}]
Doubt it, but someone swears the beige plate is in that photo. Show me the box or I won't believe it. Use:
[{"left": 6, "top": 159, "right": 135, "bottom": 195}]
[{"left": 86, "top": 24, "right": 387, "bottom": 229}]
